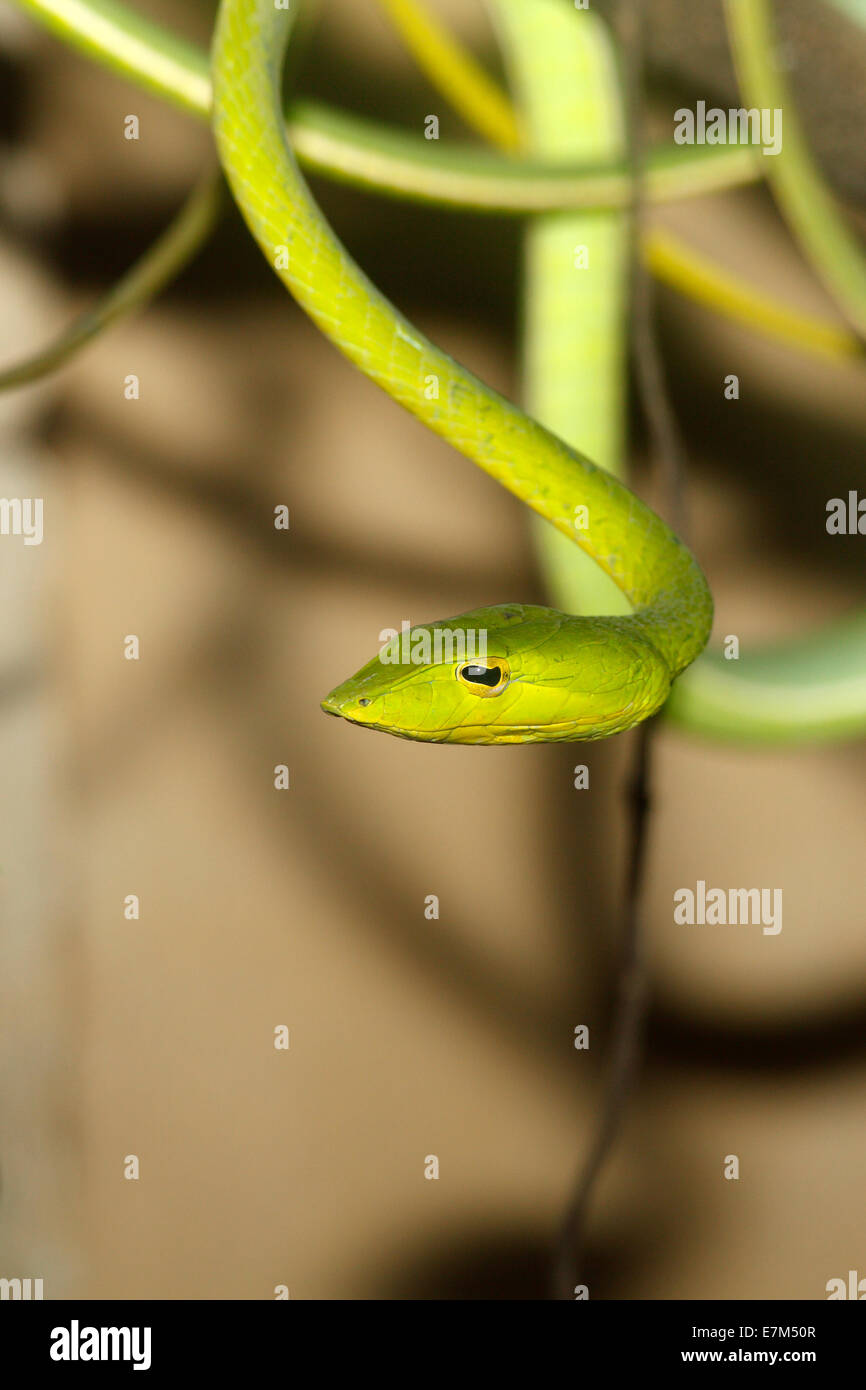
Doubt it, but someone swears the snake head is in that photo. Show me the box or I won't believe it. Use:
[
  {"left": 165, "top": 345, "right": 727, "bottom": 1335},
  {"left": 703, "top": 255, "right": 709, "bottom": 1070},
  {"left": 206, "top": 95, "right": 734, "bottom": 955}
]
[{"left": 321, "top": 603, "right": 672, "bottom": 744}]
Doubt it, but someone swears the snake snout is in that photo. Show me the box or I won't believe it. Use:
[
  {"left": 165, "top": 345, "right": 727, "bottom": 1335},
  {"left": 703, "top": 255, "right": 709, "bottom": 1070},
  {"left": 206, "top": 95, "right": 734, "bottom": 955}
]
[{"left": 321, "top": 683, "right": 379, "bottom": 725}]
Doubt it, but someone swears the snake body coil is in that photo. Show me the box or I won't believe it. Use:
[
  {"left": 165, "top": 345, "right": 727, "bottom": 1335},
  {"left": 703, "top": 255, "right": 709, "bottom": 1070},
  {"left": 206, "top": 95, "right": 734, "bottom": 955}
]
[{"left": 211, "top": 0, "right": 712, "bottom": 744}]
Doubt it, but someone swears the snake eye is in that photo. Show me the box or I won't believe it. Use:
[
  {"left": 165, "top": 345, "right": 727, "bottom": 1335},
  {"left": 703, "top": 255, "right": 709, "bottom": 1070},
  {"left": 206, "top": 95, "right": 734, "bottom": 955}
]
[
  {"left": 358, "top": 698, "right": 371, "bottom": 707},
  {"left": 462, "top": 664, "right": 500, "bottom": 686},
  {"left": 456, "top": 660, "right": 510, "bottom": 696}
]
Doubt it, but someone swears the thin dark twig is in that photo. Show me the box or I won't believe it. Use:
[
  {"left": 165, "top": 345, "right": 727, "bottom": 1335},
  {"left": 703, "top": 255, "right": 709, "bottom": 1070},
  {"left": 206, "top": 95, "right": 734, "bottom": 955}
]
[
  {"left": 553, "top": 720, "right": 653, "bottom": 1298},
  {"left": 553, "top": 0, "right": 689, "bottom": 1299}
]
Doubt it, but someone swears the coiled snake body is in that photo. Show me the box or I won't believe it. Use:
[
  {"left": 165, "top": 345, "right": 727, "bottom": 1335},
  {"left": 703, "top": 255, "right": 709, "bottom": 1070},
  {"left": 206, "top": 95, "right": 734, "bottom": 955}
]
[{"left": 211, "top": 0, "right": 712, "bottom": 744}]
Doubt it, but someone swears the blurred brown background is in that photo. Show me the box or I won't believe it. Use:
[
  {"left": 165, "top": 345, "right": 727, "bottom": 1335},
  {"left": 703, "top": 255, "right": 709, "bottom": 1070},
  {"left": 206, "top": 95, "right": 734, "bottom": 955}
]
[{"left": 1, "top": 0, "right": 865, "bottom": 1298}]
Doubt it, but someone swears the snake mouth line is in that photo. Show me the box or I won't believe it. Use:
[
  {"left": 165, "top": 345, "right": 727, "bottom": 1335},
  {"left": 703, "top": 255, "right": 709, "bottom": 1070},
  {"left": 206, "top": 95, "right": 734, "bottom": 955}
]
[{"left": 320, "top": 704, "right": 379, "bottom": 730}]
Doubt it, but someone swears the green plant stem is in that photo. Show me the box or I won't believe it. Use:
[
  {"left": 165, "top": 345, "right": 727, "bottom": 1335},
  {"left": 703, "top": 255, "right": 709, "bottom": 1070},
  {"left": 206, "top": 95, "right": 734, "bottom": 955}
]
[
  {"left": 725, "top": 0, "right": 866, "bottom": 339},
  {"left": 821, "top": 0, "right": 866, "bottom": 32},
  {"left": 375, "top": 0, "right": 522, "bottom": 150},
  {"left": 18, "top": 0, "right": 859, "bottom": 366},
  {"left": 0, "top": 168, "right": 222, "bottom": 390},
  {"left": 13, "top": 0, "right": 758, "bottom": 213},
  {"left": 666, "top": 609, "right": 866, "bottom": 743},
  {"left": 17, "top": 0, "right": 862, "bottom": 364},
  {"left": 494, "top": 0, "right": 630, "bottom": 618},
  {"left": 15, "top": 0, "right": 210, "bottom": 115}
]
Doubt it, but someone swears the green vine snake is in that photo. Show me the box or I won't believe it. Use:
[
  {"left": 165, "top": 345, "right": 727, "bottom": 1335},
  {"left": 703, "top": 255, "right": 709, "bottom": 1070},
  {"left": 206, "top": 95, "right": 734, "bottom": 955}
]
[
  {"left": 8, "top": 0, "right": 866, "bottom": 742},
  {"left": 211, "top": 0, "right": 712, "bottom": 744}
]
